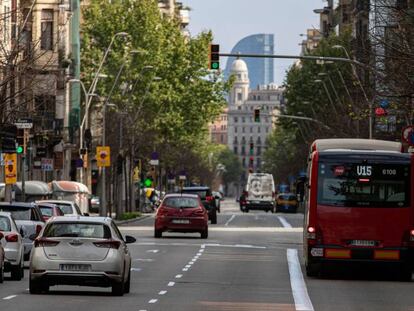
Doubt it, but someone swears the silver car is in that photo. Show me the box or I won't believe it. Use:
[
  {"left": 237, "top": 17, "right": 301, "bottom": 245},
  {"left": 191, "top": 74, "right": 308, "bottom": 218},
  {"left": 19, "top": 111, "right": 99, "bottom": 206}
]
[
  {"left": 30, "top": 216, "right": 136, "bottom": 296},
  {"left": 0, "top": 202, "right": 45, "bottom": 260},
  {"left": 0, "top": 232, "right": 4, "bottom": 283},
  {"left": 0, "top": 212, "right": 24, "bottom": 280},
  {"left": 36, "top": 200, "right": 83, "bottom": 216}
]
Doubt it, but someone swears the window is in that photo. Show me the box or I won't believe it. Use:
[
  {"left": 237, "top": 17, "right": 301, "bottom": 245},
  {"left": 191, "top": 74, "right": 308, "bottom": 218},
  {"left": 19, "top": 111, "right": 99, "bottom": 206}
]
[
  {"left": 235, "top": 126, "right": 238, "bottom": 133},
  {"left": 241, "top": 145, "right": 246, "bottom": 155},
  {"left": 258, "top": 126, "right": 261, "bottom": 133},
  {"left": 250, "top": 127, "right": 253, "bottom": 133},
  {"left": 233, "top": 146, "right": 238, "bottom": 154},
  {"left": 237, "top": 93, "right": 242, "bottom": 101},
  {"left": 242, "top": 117, "right": 246, "bottom": 123},
  {"left": 257, "top": 146, "right": 261, "bottom": 156},
  {"left": 220, "top": 134, "right": 224, "bottom": 142},
  {"left": 234, "top": 117, "right": 238, "bottom": 123},
  {"left": 242, "top": 127, "right": 245, "bottom": 133},
  {"left": 41, "top": 9, "right": 54, "bottom": 50}
]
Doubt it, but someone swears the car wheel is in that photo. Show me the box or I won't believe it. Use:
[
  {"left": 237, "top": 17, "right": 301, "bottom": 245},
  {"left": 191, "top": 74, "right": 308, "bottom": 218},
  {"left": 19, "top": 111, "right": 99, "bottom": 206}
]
[
  {"left": 210, "top": 211, "right": 217, "bottom": 224},
  {"left": 29, "top": 278, "right": 49, "bottom": 294},
  {"left": 200, "top": 228, "right": 208, "bottom": 239},
  {"left": 124, "top": 270, "right": 131, "bottom": 293},
  {"left": 154, "top": 229, "right": 162, "bottom": 238},
  {"left": 112, "top": 280, "right": 125, "bottom": 296}
]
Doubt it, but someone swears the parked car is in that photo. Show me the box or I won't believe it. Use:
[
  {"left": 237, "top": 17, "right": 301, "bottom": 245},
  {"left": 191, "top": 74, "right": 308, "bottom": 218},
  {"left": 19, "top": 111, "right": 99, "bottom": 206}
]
[
  {"left": 0, "top": 212, "right": 24, "bottom": 280},
  {"left": 244, "top": 173, "right": 276, "bottom": 213},
  {"left": 36, "top": 203, "right": 64, "bottom": 222},
  {"left": 212, "top": 191, "right": 223, "bottom": 213},
  {"left": 276, "top": 193, "right": 298, "bottom": 213},
  {"left": 154, "top": 194, "right": 208, "bottom": 239},
  {"left": 181, "top": 187, "right": 217, "bottom": 224},
  {"left": 90, "top": 196, "right": 100, "bottom": 213},
  {"left": 0, "top": 231, "right": 5, "bottom": 283},
  {"left": 29, "top": 216, "right": 136, "bottom": 295},
  {"left": 0, "top": 202, "right": 45, "bottom": 260},
  {"left": 36, "top": 200, "right": 83, "bottom": 216}
]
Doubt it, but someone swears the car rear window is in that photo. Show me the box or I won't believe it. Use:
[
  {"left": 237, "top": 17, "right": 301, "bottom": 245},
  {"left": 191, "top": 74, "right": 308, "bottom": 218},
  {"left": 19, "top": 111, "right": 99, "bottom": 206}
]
[
  {"left": 53, "top": 204, "right": 74, "bottom": 215},
  {"left": 40, "top": 207, "right": 53, "bottom": 217},
  {"left": 0, "top": 216, "right": 11, "bottom": 231},
  {"left": 0, "top": 206, "right": 38, "bottom": 221},
  {"left": 163, "top": 197, "right": 199, "bottom": 208},
  {"left": 182, "top": 190, "right": 210, "bottom": 199},
  {"left": 43, "top": 222, "right": 111, "bottom": 238}
]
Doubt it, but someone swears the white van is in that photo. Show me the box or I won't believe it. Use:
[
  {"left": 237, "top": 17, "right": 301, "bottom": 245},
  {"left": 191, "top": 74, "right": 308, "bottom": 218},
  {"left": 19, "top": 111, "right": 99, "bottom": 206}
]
[{"left": 244, "top": 173, "right": 275, "bottom": 213}]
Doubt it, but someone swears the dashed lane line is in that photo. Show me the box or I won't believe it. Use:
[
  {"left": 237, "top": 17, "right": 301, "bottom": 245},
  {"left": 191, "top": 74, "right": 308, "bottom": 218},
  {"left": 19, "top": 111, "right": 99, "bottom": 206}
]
[
  {"left": 3, "top": 295, "right": 17, "bottom": 300},
  {"left": 167, "top": 281, "right": 175, "bottom": 287},
  {"left": 175, "top": 274, "right": 183, "bottom": 279},
  {"left": 158, "top": 290, "right": 167, "bottom": 295},
  {"left": 224, "top": 214, "right": 236, "bottom": 226},
  {"left": 148, "top": 299, "right": 158, "bottom": 304},
  {"left": 287, "top": 249, "right": 314, "bottom": 311},
  {"left": 277, "top": 216, "right": 293, "bottom": 228}
]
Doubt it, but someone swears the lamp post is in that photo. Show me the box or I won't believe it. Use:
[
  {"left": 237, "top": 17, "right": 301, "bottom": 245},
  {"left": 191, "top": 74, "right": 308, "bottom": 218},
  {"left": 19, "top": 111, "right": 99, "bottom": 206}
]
[
  {"left": 314, "top": 79, "right": 338, "bottom": 115},
  {"left": 332, "top": 44, "right": 372, "bottom": 139},
  {"left": 318, "top": 72, "right": 344, "bottom": 107}
]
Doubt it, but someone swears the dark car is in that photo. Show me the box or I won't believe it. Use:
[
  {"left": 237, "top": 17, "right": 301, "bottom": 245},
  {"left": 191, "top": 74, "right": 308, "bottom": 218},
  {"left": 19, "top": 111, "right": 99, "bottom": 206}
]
[
  {"left": 276, "top": 193, "right": 298, "bottom": 213},
  {"left": 181, "top": 187, "right": 217, "bottom": 224}
]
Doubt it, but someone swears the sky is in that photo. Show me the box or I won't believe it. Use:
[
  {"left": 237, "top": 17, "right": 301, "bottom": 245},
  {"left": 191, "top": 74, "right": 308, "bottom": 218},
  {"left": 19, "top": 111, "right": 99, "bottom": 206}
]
[{"left": 184, "top": 0, "right": 323, "bottom": 85}]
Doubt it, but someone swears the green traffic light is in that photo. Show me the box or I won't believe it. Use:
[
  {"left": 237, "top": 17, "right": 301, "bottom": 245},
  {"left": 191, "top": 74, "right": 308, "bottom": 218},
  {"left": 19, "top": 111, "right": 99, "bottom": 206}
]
[
  {"left": 211, "top": 62, "right": 219, "bottom": 70},
  {"left": 144, "top": 178, "right": 153, "bottom": 187},
  {"left": 16, "top": 145, "right": 23, "bottom": 154}
]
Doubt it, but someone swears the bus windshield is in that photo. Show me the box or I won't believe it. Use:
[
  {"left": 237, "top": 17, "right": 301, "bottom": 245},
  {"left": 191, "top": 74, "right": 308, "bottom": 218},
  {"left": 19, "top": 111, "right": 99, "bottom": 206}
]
[{"left": 317, "top": 162, "right": 410, "bottom": 208}]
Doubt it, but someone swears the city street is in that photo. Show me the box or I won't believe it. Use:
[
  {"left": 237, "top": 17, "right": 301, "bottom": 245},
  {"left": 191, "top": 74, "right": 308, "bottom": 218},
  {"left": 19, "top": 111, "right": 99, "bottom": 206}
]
[{"left": 0, "top": 200, "right": 412, "bottom": 311}]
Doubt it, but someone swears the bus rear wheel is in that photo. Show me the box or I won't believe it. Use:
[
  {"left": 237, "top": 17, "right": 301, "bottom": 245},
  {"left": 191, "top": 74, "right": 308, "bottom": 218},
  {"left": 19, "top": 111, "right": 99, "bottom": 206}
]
[
  {"left": 398, "top": 264, "right": 412, "bottom": 282},
  {"left": 305, "top": 262, "right": 320, "bottom": 277}
]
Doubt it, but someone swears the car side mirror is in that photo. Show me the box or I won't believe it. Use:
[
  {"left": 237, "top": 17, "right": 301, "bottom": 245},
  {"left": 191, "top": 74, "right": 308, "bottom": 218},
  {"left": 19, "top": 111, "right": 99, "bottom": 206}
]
[
  {"left": 124, "top": 235, "right": 136, "bottom": 244},
  {"left": 83, "top": 213, "right": 90, "bottom": 216}
]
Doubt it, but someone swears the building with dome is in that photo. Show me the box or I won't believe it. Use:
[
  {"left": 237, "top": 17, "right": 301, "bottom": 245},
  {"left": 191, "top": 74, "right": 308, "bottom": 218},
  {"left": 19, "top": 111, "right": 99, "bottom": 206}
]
[{"left": 227, "top": 58, "right": 283, "bottom": 180}]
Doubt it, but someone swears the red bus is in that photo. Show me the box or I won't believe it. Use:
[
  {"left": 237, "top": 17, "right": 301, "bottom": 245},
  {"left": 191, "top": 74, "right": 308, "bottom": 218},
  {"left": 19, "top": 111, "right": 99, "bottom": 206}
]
[{"left": 303, "top": 139, "right": 414, "bottom": 280}]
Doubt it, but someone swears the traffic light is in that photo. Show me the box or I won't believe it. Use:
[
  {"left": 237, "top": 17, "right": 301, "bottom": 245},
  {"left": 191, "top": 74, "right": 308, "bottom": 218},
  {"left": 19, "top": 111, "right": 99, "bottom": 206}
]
[
  {"left": 249, "top": 142, "right": 254, "bottom": 156},
  {"left": 16, "top": 129, "right": 24, "bottom": 154},
  {"left": 254, "top": 108, "right": 260, "bottom": 122},
  {"left": 249, "top": 156, "right": 254, "bottom": 167},
  {"left": 0, "top": 124, "right": 17, "bottom": 154},
  {"left": 209, "top": 44, "right": 220, "bottom": 70}
]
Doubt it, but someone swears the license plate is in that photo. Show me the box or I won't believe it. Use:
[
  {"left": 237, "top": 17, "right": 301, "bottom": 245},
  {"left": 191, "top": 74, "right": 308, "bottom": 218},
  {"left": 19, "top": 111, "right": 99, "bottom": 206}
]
[
  {"left": 60, "top": 264, "right": 91, "bottom": 271},
  {"left": 172, "top": 219, "right": 190, "bottom": 224},
  {"left": 252, "top": 201, "right": 260, "bottom": 204},
  {"left": 350, "top": 240, "right": 376, "bottom": 247}
]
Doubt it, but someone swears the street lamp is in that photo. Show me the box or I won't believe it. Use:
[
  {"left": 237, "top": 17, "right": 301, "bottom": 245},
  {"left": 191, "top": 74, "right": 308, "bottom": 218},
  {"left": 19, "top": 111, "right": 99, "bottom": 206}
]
[
  {"left": 314, "top": 79, "right": 338, "bottom": 115},
  {"left": 318, "top": 72, "right": 344, "bottom": 107},
  {"left": 332, "top": 44, "right": 372, "bottom": 139}
]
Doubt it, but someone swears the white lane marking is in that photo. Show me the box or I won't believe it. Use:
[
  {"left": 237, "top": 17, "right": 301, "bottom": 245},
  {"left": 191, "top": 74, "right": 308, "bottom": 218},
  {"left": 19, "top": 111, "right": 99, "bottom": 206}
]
[
  {"left": 158, "top": 290, "right": 167, "bottom": 295},
  {"left": 121, "top": 226, "right": 302, "bottom": 232},
  {"left": 167, "top": 281, "right": 175, "bottom": 287},
  {"left": 224, "top": 214, "right": 236, "bottom": 226},
  {"left": 148, "top": 299, "right": 158, "bottom": 304},
  {"left": 134, "top": 258, "right": 154, "bottom": 262},
  {"left": 130, "top": 267, "right": 142, "bottom": 272},
  {"left": 146, "top": 249, "right": 159, "bottom": 253},
  {"left": 287, "top": 249, "right": 314, "bottom": 311},
  {"left": 185, "top": 264, "right": 191, "bottom": 268},
  {"left": 182, "top": 268, "right": 189, "bottom": 271},
  {"left": 175, "top": 274, "right": 183, "bottom": 279},
  {"left": 3, "top": 295, "right": 17, "bottom": 300},
  {"left": 278, "top": 216, "right": 293, "bottom": 228},
  {"left": 201, "top": 244, "right": 206, "bottom": 249},
  {"left": 189, "top": 261, "right": 195, "bottom": 265}
]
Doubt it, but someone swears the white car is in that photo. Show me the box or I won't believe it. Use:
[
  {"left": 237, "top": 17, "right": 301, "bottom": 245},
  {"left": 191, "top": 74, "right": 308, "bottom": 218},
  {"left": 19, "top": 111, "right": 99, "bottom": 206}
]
[
  {"left": 36, "top": 200, "right": 83, "bottom": 216},
  {"left": 0, "top": 232, "right": 4, "bottom": 283},
  {"left": 30, "top": 216, "right": 136, "bottom": 295},
  {"left": 0, "top": 212, "right": 24, "bottom": 280}
]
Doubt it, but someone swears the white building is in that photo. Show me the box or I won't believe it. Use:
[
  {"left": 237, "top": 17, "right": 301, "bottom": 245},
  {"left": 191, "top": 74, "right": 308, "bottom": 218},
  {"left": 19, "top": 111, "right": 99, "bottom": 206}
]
[{"left": 227, "top": 59, "right": 283, "bottom": 179}]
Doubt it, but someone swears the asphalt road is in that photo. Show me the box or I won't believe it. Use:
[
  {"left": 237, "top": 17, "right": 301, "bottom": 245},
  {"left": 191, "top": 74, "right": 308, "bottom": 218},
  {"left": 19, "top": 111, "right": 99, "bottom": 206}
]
[{"left": 1, "top": 199, "right": 414, "bottom": 310}]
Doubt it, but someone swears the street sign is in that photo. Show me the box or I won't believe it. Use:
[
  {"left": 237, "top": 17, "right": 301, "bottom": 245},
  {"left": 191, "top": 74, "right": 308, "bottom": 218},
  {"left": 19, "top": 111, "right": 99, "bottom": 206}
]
[
  {"left": 151, "top": 152, "right": 159, "bottom": 160},
  {"left": 41, "top": 158, "right": 54, "bottom": 171},
  {"left": 402, "top": 126, "right": 414, "bottom": 146},
  {"left": 179, "top": 175, "right": 187, "bottom": 181},
  {"left": 149, "top": 159, "right": 159, "bottom": 166},
  {"left": 380, "top": 99, "right": 390, "bottom": 109},
  {"left": 4, "top": 153, "right": 17, "bottom": 184},
  {"left": 14, "top": 118, "right": 33, "bottom": 129},
  {"left": 97, "top": 146, "right": 111, "bottom": 167}
]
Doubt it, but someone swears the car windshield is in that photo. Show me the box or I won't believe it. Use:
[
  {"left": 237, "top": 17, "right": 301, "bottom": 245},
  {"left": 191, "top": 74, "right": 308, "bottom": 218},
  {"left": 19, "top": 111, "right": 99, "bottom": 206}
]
[
  {"left": 318, "top": 162, "right": 410, "bottom": 208},
  {"left": 182, "top": 190, "right": 209, "bottom": 199},
  {"left": 53, "top": 204, "right": 73, "bottom": 215},
  {"left": 0, "top": 216, "right": 11, "bottom": 231},
  {"left": 40, "top": 207, "right": 53, "bottom": 217},
  {"left": 163, "top": 197, "right": 199, "bottom": 208},
  {"left": 0, "top": 206, "right": 32, "bottom": 220},
  {"left": 43, "top": 222, "right": 111, "bottom": 238}
]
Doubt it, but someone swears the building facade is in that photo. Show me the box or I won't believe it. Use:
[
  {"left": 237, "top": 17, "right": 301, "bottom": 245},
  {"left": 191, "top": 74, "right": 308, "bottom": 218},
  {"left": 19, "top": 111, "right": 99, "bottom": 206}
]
[
  {"left": 224, "top": 34, "right": 274, "bottom": 89},
  {"left": 227, "top": 59, "right": 283, "bottom": 180},
  {"left": 209, "top": 108, "right": 228, "bottom": 145}
]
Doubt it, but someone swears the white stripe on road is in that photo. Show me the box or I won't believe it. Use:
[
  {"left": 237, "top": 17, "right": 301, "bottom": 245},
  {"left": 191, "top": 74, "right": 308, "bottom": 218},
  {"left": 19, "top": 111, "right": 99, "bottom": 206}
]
[
  {"left": 158, "top": 290, "right": 167, "bottom": 295},
  {"left": 146, "top": 249, "right": 159, "bottom": 253},
  {"left": 277, "top": 216, "right": 293, "bottom": 228},
  {"left": 3, "top": 295, "right": 17, "bottom": 300},
  {"left": 224, "top": 214, "right": 236, "bottom": 226},
  {"left": 148, "top": 299, "right": 158, "bottom": 304},
  {"left": 130, "top": 268, "right": 142, "bottom": 272},
  {"left": 175, "top": 274, "right": 183, "bottom": 279},
  {"left": 287, "top": 249, "right": 314, "bottom": 311},
  {"left": 167, "top": 281, "right": 175, "bottom": 287}
]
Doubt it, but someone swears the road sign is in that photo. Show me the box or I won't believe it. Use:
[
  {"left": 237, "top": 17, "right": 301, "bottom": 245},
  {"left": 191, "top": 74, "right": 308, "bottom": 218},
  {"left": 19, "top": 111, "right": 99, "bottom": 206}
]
[
  {"left": 14, "top": 118, "right": 33, "bottom": 129},
  {"left": 380, "top": 99, "right": 390, "bottom": 109},
  {"left": 149, "top": 159, "right": 159, "bottom": 166},
  {"left": 4, "top": 153, "right": 17, "bottom": 184},
  {"left": 402, "top": 126, "right": 414, "bottom": 146},
  {"left": 41, "top": 158, "right": 54, "bottom": 171},
  {"left": 97, "top": 146, "right": 111, "bottom": 167},
  {"left": 151, "top": 152, "right": 159, "bottom": 160}
]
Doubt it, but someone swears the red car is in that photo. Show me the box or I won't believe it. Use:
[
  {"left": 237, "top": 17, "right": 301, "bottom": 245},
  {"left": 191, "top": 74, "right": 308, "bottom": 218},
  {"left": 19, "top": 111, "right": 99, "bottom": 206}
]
[
  {"left": 36, "top": 203, "right": 64, "bottom": 221},
  {"left": 154, "top": 194, "right": 208, "bottom": 239}
]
